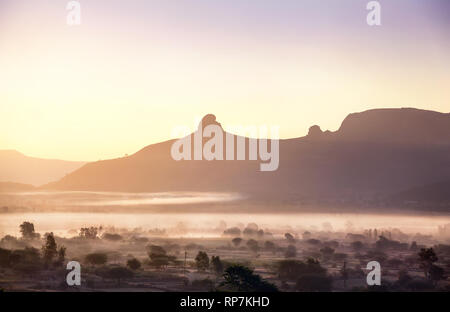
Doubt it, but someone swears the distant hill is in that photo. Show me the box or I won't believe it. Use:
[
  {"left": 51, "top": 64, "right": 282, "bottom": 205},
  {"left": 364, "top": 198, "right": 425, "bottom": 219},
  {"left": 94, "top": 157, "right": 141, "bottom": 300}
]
[
  {"left": 0, "top": 150, "right": 86, "bottom": 186},
  {"left": 0, "top": 181, "right": 35, "bottom": 192},
  {"left": 44, "top": 108, "right": 450, "bottom": 204},
  {"left": 306, "top": 108, "right": 450, "bottom": 145},
  {"left": 390, "top": 180, "right": 450, "bottom": 203}
]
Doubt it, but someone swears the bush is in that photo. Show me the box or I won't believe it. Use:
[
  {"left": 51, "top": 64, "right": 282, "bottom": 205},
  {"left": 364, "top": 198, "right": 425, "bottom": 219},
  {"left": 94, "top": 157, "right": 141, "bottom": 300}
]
[
  {"left": 221, "top": 265, "right": 277, "bottom": 292},
  {"left": 296, "top": 273, "right": 332, "bottom": 292},
  {"left": 191, "top": 278, "right": 215, "bottom": 290},
  {"left": 223, "top": 227, "right": 241, "bottom": 237},
  {"left": 211, "top": 256, "right": 224, "bottom": 275},
  {"left": 127, "top": 258, "right": 141, "bottom": 270},
  {"left": 231, "top": 237, "right": 243, "bottom": 247},
  {"left": 246, "top": 239, "right": 259, "bottom": 253},
  {"left": 195, "top": 251, "right": 209, "bottom": 271},
  {"left": 278, "top": 259, "right": 327, "bottom": 281},
  {"left": 85, "top": 253, "right": 108, "bottom": 265},
  {"left": 285, "top": 245, "right": 297, "bottom": 258},
  {"left": 102, "top": 233, "right": 123, "bottom": 241},
  {"left": 148, "top": 245, "right": 175, "bottom": 269},
  {"left": 0, "top": 248, "right": 12, "bottom": 267},
  {"left": 104, "top": 266, "right": 133, "bottom": 286}
]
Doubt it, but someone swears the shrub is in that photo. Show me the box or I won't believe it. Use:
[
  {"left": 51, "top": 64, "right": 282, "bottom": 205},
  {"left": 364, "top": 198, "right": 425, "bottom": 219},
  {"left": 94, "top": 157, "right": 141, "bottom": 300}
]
[
  {"left": 85, "top": 253, "right": 108, "bottom": 265},
  {"left": 127, "top": 258, "right": 141, "bottom": 270}
]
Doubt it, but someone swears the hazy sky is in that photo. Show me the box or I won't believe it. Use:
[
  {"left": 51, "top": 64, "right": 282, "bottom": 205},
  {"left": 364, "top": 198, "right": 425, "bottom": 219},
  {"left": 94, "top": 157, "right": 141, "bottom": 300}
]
[{"left": 1, "top": 0, "right": 449, "bottom": 161}]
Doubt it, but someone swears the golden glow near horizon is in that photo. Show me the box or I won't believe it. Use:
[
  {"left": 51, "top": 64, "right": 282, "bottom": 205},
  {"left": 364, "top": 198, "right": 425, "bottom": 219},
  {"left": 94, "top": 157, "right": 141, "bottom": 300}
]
[{"left": 1, "top": 1, "right": 449, "bottom": 161}]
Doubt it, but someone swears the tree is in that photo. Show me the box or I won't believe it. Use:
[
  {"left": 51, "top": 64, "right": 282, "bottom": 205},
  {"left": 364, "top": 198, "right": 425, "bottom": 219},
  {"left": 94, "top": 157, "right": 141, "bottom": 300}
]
[
  {"left": 232, "top": 237, "right": 243, "bottom": 247},
  {"left": 296, "top": 273, "right": 332, "bottom": 292},
  {"left": 302, "top": 231, "right": 311, "bottom": 240},
  {"left": 102, "top": 233, "right": 122, "bottom": 241},
  {"left": 79, "top": 227, "right": 98, "bottom": 239},
  {"left": 127, "top": 258, "right": 141, "bottom": 270},
  {"left": 278, "top": 258, "right": 327, "bottom": 281},
  {"left": 85, "top": 252, "right": 108, "bottom": 266},
  {"left": 257, "top": 229, "right": 265, "bottom": 238},
  {"left": 285, "top": 245, "right": 297, "bottom": 258},
  {"left": 246, "top": 239, "right": 259, "bottom": 253},
  {"left": 105, "top": 267, "right": 133, "bottom": 286},
  {"left": 211, "top": 256, "right": 224, "bottom": 275},
  {"left": 223, "top": 227, "right": 241, "bottom": 237},
  {"left": 20, "top": 222, "right": 38, "bottom": 240},
  {"left": 0, "top": 248, "right": 12, "bottom": 267},
  {"left": 429, "top": 264, "right": 445, "bottom": 286},
  {"left": 221, "top": 265, "right": 277, "bottom": 292},
  {"left": 350, "top": 241, "right": 364, "bottom": 252},
  {"left": 319, "top": 246, "right": 335, "bottom": 261},
  {"left": 243, "top": 227, "right": 257, "bottom": 237},
  {"left": 264, "top": 241, "right": 276, "bottom": 252},
  {"left": 148, "top": 245, "right": 173, "bottom": 269},
  {"left": 42, "top": 232, "right": 58, "bottom": 264},
  {"left": 418, "top": 248, "right": 438, "bottom": 280},
  {"left": 284, "top": 233, "right": 295, "bottom": 243},
  {"left": 277, "top": 258, "right": 332, "bottom": 291},
  {"left": 396, "top": 269, "right": 413, "bottom": 289},
  {"left": 58, "top": 246, "right": 66, "bottom": 263},
  {"left": 195, "top": 251, "right": 210, "bottom": 271},
  {"left": 333, "top": 253, "right": 348, "bottom": 261}
]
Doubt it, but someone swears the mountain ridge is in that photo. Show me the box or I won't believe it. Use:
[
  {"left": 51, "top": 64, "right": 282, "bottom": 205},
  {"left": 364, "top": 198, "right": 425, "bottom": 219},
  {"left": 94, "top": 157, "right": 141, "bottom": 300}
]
[
  {"left": 41, "top": 107, "right": 450, "bottom": 205},
  {"left": 0, "top": 150, "right": 86, "bottom": 186}
]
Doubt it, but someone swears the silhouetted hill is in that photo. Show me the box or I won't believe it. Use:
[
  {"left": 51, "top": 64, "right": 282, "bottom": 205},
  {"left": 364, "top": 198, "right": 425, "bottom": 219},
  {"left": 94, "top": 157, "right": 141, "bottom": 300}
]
[
  {"left": 390, "top": 180, "right": 450, "bottom": 203},
  {"left": 335, "top": 108, "right": 450, "bottom": 145},
  {"left": 0, "top": 150, "right": 86, "bottom": 186},
  {"left": 43, "top": 108, "right": 450, "bottom": 204},
  {"left": 0, "top": 181, "right": 35, "bottom": 192}
]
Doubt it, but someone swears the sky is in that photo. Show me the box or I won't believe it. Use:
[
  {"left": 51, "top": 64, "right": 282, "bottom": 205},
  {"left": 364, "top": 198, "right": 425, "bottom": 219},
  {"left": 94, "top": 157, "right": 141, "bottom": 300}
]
[{"left": 0, "top": 0, "right": 449, "bottom": 161}]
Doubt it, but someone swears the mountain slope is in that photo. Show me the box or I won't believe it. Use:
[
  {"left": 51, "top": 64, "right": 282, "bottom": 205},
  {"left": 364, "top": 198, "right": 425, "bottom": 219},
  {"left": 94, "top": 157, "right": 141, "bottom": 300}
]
[
  {"left": 0, "top": 150, "right": 86, "bottom": 186},
  {"left": 390, "top": 180, "right": 450, "bottom": 202},
  {"left": 44, "top": 108, "right": 450, "bottom": 202}
]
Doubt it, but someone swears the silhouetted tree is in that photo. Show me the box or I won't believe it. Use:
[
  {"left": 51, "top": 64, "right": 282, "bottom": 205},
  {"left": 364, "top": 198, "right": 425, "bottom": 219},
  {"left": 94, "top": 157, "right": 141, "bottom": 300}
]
[
  {"left": 246, "top": 239, "right": 259, "bottom": 254},
  {"left": 221, "top": 265, "right": 277, "bottom": 292},
  {"left": 284, "top": 233, "right": 295, "bottom": 243},
  {"left": 418, "top": 248, "right": 438, "bottom": 280},
  {"left": 285, "top": 245, "right": 297, "bottom": 258},
  {"left": 85, "top": 252, "right": 108, "bottom": 266},
  {"left": 264, "top": 241, "right": 276, "bottom": 252},
  {"left": 296, "top": 273, "right": 332, "bottom": 292},
  {"left": 232, "top": 237, "right": 243, "bottom": 247},
  {"left": 0, "top": 248, "right": 12, "bottom": 267},
  {"left": 195, "top": 251, "right": 209, "bottom": 271},
  {"left": 302, "top": 231, "right": 311, "bottom": 240},
  {"left": 211, "top": 256, "right": 224, "bottom": 275},
  {"left": 105, "top": 267, "right": 133, "bottom": 286},
  {"left": 42, "top": 232, "right": 58, "bottom": 264},
  {"left": 127, "top": 258, "right": 141, "bottom": 270},
  {"left": 278, "top": 258, "right": 327, "bottom": 281},
  {"left": 319, "top": 246, "right": 335, "bottom": 261},
  {"left": 79, "top": 227, "right": 98, "bottom": 239},
  {"left": 102, "top": 233, "right": 122, "bottom": 241},
  {"left": 223, "top": 227, "right": 241, "bottom": 236},
  {"left": 20, "top": 222, "right": 39, "bottom": 240},
  {"left": 429, "top": 264, "right": 445, "bottom": 286},
  {"left": 148, "top": 245, "right": 174, "bottom": 269},
  {"left": 58, "top": 246, "right": 66, "bottom": 263},
  {"left": 350, "top": 241, "right": 364, "bottom": 252}
]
